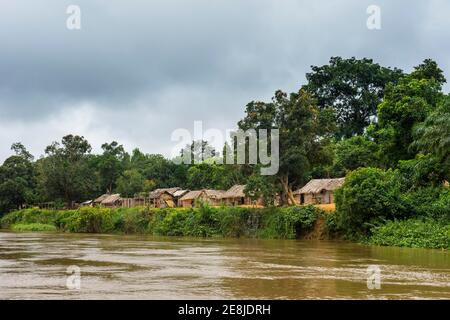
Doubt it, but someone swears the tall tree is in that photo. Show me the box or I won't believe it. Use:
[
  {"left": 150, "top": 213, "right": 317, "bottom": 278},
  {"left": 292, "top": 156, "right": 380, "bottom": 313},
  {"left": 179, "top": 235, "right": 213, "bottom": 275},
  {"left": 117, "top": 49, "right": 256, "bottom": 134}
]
[
  {"left": 94, "top": 141, "right": 126, "bottom": 193},
  {"left": 180, "top": 140, "right": 217, "bottom": 164},
  {"left": 304, "top": 57, "right": 403, "bottom": 138},
  {"left": 238, "top": 89, "right": 335, "bottom": 205},
  {"left": 186, "top": 163, "right": 240, "bottom": 190},
  {"left": 332, "top": 135, "right": 380, "bottom": 176},
  {"left": 410, "top": 59, "right": 446, "bottom": 87},
  {"left": 374, "top": 61, "right": 445, "bottom": 166},
  {"left": 0, "top": 143, "right": 36, "bottom": 214},
  {"left": 116, "top": 169, "right": 145, "bottom": 197},
  {"left": 244, "top": 173, "right": 278, "bottom": 206},
  {"left": 412, "top": 95, "right": 450, "bottom": 180},
  {"left": 37, "top": 135, "right": 97, "bottom": 206},
  {"left": 124, "top": 149, "right": 189, "bottom": 189}
]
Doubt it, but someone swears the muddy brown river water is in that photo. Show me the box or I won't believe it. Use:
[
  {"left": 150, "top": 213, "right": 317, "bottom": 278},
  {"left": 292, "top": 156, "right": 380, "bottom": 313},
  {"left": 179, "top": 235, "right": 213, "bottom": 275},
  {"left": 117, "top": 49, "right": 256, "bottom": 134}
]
[{"left": 0, "top": 231, "right": 448, "bottom": 299}]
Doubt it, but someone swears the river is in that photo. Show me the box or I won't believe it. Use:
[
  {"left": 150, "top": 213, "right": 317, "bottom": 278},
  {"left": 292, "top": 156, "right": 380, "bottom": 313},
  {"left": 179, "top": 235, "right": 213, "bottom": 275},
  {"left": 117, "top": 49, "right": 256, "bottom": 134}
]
[{"left": 0, "top": 231, "right": 448, "bottom": 299}]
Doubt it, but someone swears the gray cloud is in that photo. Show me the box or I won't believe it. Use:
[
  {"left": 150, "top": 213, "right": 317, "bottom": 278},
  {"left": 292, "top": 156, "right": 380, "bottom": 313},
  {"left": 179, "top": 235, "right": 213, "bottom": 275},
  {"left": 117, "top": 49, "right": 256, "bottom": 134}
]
[{"left": 0, "top": 0, "right": 449, "bottom": 161}]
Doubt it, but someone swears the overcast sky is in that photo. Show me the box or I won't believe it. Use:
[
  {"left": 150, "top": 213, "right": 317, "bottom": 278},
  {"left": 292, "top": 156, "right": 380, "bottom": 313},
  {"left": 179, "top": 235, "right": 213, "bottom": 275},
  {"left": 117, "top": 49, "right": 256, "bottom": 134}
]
[{"left": 1, "top": 0, "right": 449, "bottom": 162}]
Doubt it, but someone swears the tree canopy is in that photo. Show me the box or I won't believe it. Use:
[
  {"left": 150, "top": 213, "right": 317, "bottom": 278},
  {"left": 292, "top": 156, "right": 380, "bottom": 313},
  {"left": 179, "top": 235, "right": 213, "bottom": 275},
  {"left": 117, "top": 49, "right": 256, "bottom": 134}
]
[
  {"left": 37, "top": 135, "right": 98, "bottom": 205},
  {"left": 238, "top": 89, "right": 336, "bottom": 204},
  {"left": 0, "top": 144, "right": 36, "bottom": 213},
  {"left": 304, "top": 57, "right": 403, "bottom": 138}
]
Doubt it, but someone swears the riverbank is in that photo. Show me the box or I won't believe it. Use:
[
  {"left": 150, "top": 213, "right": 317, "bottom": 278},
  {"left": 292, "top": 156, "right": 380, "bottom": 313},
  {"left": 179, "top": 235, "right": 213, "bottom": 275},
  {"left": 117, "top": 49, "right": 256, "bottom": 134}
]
[
  {"left": 0, "top": 206, "right": 321, "bottom": 239},
  {"left": 1, "top": 206, "right": 448, "bottom": 249},
  {"left": 367, "top": 219, "right": 449, "bottom": 249}
]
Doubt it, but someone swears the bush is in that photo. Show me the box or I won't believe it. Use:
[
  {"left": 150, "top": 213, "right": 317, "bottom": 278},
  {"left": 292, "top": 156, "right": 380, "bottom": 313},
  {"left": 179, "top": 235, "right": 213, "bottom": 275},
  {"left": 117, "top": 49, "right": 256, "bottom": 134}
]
[
  {"left": 186, "top": 204, "right": 217, "bottom": 237},
  {"left": 260, "top": 205, "right": 319, "bottom": 239},
  {"left": 335, "top": 167, "right": 409, "bottom": 237},
  {"left": 120, "top": 207, "right": 153, "bottom": 234},
  {"left": 154, "top": 209, "right": 190, "bottom": 236},
  {"left": 397, "top": 154, "right": 446, "bottom": 189},
  {"left": 430, "top": 188, "right": 450, "bottom": 222},
  {"left": 324, "top": 212, "right": 341, "bottom": 237},
  {"left": 332, "top": 135, "right": 380, "bottom": 175},
  {"left": 369, "top": 219, "right": 450, "bottom": 249},
  {"left": 401, "top": 186, "right": 449, "bottom": 219},
  {"left": 11, "top": 223, "right": 57, "bottom": 232},
  {"left": 0, "top": 208, "right": 59, "bottom": 228},
  {"left": 215, "top": 207, "right": 254, "bottom": 237},
  {"left": 56, "top": 207, "right": 118, "bottom": 233}
]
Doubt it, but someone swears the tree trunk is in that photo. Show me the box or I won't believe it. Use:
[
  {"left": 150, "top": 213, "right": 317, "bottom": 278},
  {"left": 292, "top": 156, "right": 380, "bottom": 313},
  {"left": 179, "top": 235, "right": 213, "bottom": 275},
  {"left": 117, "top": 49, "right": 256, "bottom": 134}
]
[
  {"left": 287, "top": 187, "right": 296, "bottom": 205},
  {"left": 280, "top": 175, "right": 297, "bottom": 206}
]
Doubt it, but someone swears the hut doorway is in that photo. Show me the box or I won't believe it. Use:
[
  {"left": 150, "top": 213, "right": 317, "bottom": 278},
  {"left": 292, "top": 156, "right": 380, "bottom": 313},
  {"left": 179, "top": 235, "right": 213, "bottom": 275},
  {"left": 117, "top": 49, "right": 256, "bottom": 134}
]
[
  {"left": 324, "top": 191, "right": 330, "bottom": 204},
  {"left": 300, "top": 194, "right": 305, "bottom": 204}
]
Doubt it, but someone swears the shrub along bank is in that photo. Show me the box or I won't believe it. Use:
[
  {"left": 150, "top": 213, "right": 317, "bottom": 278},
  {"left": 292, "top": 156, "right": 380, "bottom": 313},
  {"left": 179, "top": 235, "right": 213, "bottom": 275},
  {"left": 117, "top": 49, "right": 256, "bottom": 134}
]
[
  {"left": 11, "top": 223, "right": 57, "bottom": 232},
  {"left": 368, "top": 218, "right": 449, "bottom": 249},
  {"left": 0, "top": 205, "right": 320, "bottom": 239},
  {"left": 3, "top": 196, "right": 448, "bottom": 249},
  {"left": 334, "top": 167, "right": 450, "bottom": 249}
]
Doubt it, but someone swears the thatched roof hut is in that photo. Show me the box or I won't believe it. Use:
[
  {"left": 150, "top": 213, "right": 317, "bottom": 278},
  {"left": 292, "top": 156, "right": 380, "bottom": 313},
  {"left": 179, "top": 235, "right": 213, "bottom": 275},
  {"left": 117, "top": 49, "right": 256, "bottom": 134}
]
[
  {"left": 222, "top": 185, "right": 248, "bottom": 206},
  {"left": 172, "top": 189, "right": 190, "bottom": 207},
  {"left": 294, "top": 178, "right": 345, "bottom": 205},
  {"left": 179, "top": 189, "right": 225, "bottom": 207},
  {"left": 180, "top": 190, "right": 225, "bottom": 201},
  {"left": 94, "top": 194, "right": 122, "bottom": 207},
  {"left": 295, "top": 178, "right": 345, "bottom": 194},
  {"left": 93, "top": 194, "right": 110, "bottom": 204},
  {"left": 102, "top": 194, "right": 122, "bottom": 206},
  {"left": 179, "top": 190, "right": 202, "bottom": 201},
  {"left": 172, "top": 189, "right": 189, "bottom": 198},
  {"left": 148, "top": 188, "right": 181, "bottom": 208},
  {"left": 148, "top": 187, "right": 181, "bottom": 199},
  {"left": 205, "top": 189, "right": 226, "bottom": 200},
  {"left": 222, "top": 184, "right": 265, "bottom": 207},
  {"left": 222, "top": 184, "right": 246, "bottom": 199}
]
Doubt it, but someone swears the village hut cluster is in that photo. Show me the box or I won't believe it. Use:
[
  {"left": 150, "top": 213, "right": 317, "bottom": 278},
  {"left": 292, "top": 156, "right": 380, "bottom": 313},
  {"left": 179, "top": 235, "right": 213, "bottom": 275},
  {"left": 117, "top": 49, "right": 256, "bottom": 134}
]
[
  {"left": 85, "top": 178, "right": 345, "bottom": 209},
  {"left": 89, "top": 184, "right": 265, "bottom": 209}
]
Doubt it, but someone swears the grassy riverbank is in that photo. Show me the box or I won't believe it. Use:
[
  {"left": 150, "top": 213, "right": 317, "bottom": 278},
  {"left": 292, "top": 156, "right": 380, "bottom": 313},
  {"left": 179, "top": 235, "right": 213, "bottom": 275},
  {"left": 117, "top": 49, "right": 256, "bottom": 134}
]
[
  {"left": 324, "top": 214, "right": 449, "bottom": 250},
  {"left": 368, "top": 219, "right": 449, "bottom": 249},
  {"left": 2, "top": 206, "right": 448, "bottom": 249},
  {"left": 10, "top": 223, "right": 57, "bottom": 232},
  {"left": 0, "top": 205, "right": 321, "bottom": 239}
]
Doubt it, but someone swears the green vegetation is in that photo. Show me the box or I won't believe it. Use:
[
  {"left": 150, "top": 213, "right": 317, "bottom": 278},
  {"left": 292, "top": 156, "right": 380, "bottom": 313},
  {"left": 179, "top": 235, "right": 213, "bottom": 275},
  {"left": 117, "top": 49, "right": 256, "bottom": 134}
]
[
  {"left": 1, "top": 205, "right": 321, "bottom": 239},
  {"left": 11, "top": 223, "right": 57, "bottom": 232},
  {"left": 238, "top": 89, "right": 336, "bottom": 204},
  {"left": 368, "top": 219, "right": 450, "bottom": 249},
  {"left": 332, "top": 136, "right": 380, "bottom": 176},
  {"left": 335, "top": 167, "right": 449, "bottom": 244},
  {"left": 304, "top": 56, "right": 403, "bottom": 138},
  {"left": 335, "top": 167, "right": 408, "bottom": 237},
  {"left": 329, "top": 59, "right": 449, "bottom": 249}
]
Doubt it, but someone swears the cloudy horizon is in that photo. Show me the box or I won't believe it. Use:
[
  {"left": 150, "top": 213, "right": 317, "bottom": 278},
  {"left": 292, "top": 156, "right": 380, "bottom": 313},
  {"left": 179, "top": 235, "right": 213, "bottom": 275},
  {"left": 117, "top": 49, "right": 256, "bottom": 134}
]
[{"left": 1, "top": 0, "right": 450, "bottom": 162}]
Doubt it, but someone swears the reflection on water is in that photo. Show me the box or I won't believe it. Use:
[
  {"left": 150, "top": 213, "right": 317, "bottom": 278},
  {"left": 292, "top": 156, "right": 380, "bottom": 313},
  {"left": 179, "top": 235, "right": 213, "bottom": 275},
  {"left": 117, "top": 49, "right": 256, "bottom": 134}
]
[{"left": 0, "top": 231, "right": 448, "bottom": 299}]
